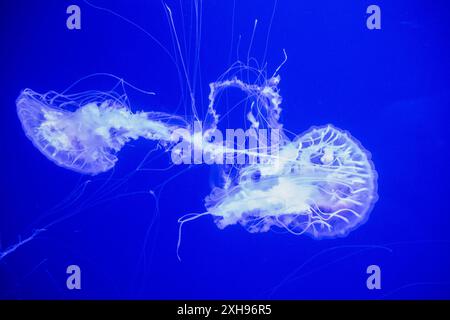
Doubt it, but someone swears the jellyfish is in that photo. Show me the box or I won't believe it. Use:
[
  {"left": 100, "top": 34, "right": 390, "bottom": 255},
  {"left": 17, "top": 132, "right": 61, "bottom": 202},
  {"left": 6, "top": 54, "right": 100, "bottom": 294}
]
[
  {"left": 173, "top": 72, "right": 378, "bottom": 259},
  {"left": 16, "top": 70, "right": 378, "bottom": 260},
  {"left": 195, "top": 74, "right": 378, "bottom": 239},
  {"left": 204, "top": 124, "right": 378, "bottom": 239},
  {"left": 16, "top": 88, "right": 186, "bottom": 175}
]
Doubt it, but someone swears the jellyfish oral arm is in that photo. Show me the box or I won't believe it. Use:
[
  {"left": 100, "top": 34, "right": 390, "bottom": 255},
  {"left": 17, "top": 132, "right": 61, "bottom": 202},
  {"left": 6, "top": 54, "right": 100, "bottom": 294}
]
[{"left": 205, "top": 76, "right": 283, "bottom": 132}]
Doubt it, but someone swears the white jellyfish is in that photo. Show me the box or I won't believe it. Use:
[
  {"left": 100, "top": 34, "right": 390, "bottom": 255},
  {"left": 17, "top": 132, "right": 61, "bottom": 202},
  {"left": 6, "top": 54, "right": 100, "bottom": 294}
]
[
  {"left": 205, "top": 124, "right": 378, "bottom": 239},
  {"left": 188, "top": 70, "right": 378, "bottom": 240},
  {"left": 17, "top": 88, "right": 186, "bottom": 175},
  {"left": 174, "top": 72, "right": 378, "bottom": 259}
]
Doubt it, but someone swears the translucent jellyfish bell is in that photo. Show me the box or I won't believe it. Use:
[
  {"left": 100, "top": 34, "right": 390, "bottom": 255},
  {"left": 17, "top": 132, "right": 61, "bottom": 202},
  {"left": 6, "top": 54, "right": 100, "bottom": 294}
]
[
  {"left": 205, "top": 125, "right": 378, "bottom": 239},
  {"left": 17, "top": 89, "right": 123, "bottom": 175}
]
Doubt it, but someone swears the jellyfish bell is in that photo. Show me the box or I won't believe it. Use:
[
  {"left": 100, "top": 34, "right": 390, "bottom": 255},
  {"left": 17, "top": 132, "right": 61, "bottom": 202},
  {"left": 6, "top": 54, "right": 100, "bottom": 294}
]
[
  {"left": 204, "top": 124, "right": 378, "bottom": 239},
  {"left": 292, "top": 124, "right": 378, "bottom": 238},
  {"left": 17, "top": 89, "right": 124, "bottom": 175}
]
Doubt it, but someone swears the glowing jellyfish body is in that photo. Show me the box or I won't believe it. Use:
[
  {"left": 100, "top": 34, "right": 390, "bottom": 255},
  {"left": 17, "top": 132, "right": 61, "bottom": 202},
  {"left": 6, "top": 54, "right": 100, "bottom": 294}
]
[
  {"left": 205, "top": 125, "right": 378, "bottom": 238},
  {"left": 17, "top": 89, "right": 182, "bottom": 175}
]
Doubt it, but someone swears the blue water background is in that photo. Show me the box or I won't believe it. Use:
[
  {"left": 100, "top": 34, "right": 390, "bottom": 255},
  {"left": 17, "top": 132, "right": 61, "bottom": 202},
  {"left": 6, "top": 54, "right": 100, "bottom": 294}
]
[{"left": 1, "top": 0, "right": 449, "bottom": 299}]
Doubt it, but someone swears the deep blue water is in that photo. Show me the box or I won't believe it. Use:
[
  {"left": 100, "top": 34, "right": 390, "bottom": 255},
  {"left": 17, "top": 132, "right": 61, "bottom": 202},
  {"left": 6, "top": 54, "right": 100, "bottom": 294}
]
[{"left": 1, "top": 0, "right": 450, "bottom": 299}]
